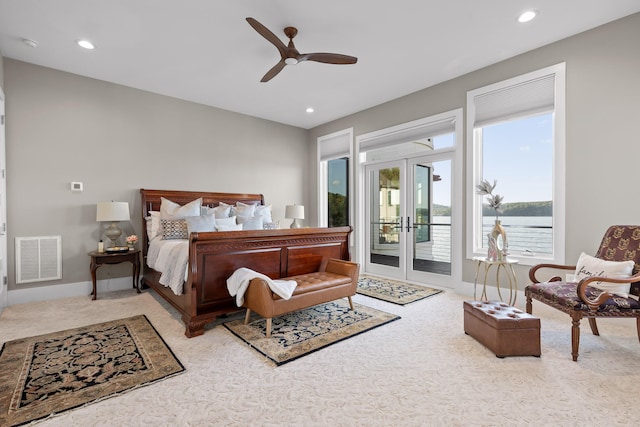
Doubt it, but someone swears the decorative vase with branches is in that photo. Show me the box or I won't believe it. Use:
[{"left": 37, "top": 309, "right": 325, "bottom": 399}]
[{"left": 476, "top": 179, "right": 508, "bottom": 261}]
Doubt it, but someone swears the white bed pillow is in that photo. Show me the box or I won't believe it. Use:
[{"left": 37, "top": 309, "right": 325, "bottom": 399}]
[
  {"left": 145, "top": 211, "right": 161, "bottom": 239},
  {"left": 231, "top": 203, "right": 256, "bottom": 219},
  {"left": 215, "top": 216, "right": 237, "bottom": 227},
  {"left": 574, "top": 252, "right": 634, "bottom": 297},
  {"left": 216, "top": 223, "right": 243, "bottom": 231},
  {"left": 160, "top": 197, "right": 202, "bottom": 220},
  {"left": 254, "top": 204, "right": 273, "bottom": 223},
  {"left": 185, "top": 214, "right": 216, "bottom": 234},
  {"left": 237, "top": 215, "right": 264, "bottom": 230},
  {"left": 202, "top": 204, "right": 232, "bottom": 218}
]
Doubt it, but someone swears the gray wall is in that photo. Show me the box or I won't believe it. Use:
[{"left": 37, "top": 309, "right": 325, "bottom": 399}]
[
  {"left": 309, "top": 13, "right": 640, "bottom": 285},
  {"left": 4, "top": 59, "right": 309, "bottom": 291}
]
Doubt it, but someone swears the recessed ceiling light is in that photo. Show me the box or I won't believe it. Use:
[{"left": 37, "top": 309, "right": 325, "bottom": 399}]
[
  {"left": 306, "top": 107, "right": 314, "bottom": 113},
  {"left": 22, "top": 38, "right": 38, "bottom": 48},
  {"left": 76, "top": 40, "right": 95, "bottom": 49},
  {"left": 518, "top": 10, "right": 537, "bottom": 23}
]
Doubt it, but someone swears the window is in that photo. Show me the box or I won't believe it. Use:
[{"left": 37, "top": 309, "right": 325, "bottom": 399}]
[
  {"left": 327, "top": 157, "right": 349, "bottom": 227},
  {"left": 318, "top": 129, "right": 353, "bottom": 227},
  {"left": 466, "top": 63, "right": 566, "bottom": 265}
]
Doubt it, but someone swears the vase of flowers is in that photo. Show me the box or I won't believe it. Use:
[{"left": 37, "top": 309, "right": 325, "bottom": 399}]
[
  {"left": 476, "top": 179, "right": 508, "bottom": 261},
  {"left": 126, "top": 234, "right": 138, "bottom": 250}
]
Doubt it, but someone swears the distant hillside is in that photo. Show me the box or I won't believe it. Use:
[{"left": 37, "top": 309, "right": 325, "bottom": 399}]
[
  {"left": 433, "top": 201, "right": 552, "bottom": 217},
  {"left": 483, "top": 201, "right": 552, "bottom": 216}
]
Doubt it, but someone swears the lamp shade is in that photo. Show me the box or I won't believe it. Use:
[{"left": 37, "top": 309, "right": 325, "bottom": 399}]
[
  {"left": 285, "top": 205, "right": 305, "bottom": 219},
  {"left": 96, "top": 202, "right": 130, "bottom": 222}
]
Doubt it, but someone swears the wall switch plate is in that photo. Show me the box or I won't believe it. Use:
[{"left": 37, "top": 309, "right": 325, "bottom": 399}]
[{"left": 71, "top": 182, "right": 83, "bottom": 192}]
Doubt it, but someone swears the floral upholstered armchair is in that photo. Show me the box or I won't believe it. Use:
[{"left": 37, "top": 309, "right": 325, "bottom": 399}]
[{"left": 525, "top": 225, "right": 640, "bottom": 361}]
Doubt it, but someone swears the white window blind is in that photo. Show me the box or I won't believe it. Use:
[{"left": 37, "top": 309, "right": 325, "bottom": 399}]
[
  {"left": 471, "top": 73, "right": 555, "bottom": 128},
  {"left": 319, "top": 132, "right": 351, "bottom": 161},
  {"left": 359, "top": 118, "right": 455, "bottom": 153}
]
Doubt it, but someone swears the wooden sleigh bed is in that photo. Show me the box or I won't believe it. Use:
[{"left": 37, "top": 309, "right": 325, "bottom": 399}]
[{"left": 140, "top": 189, "right": 352, "bottom": 337}]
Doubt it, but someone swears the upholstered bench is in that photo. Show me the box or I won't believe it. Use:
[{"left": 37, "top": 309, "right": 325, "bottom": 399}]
[
  {"left": 464, "top": 300, "right": 541, "bottom": 358},
  {"left": 243, "top": 258, "right": 360, "bottom": 337}
]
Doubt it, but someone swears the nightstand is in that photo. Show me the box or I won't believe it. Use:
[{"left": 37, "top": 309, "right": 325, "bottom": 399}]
[{"left": 88, "top": 250, "right": 141, "bottom": 300}]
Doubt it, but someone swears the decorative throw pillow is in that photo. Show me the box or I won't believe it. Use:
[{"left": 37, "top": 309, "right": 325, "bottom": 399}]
[
  {"left": 574, "top": 252, "right": 634, "bottom": 297},
  {"left": 185, "top": 214, "right": 216, "bottom": 234},
  {"left": 237, "top": 215, "right": 264, "bottom": 230},
  {"left": 160, "top": 197, "right": 202, "bottom": 220},
  {"left": 216, "top": 223, "right": 243, "bottom": 231},
  {"left": 160, "top": 219, "right": 188, "bottom": 240},
  {"left": 145, "top": 211, "right": 161, "bottom": 239}
]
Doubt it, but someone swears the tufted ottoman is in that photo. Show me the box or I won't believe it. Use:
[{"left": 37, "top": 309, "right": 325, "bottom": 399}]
[{"left": 464, "top": 300, "right": 541, "bottom": 358}]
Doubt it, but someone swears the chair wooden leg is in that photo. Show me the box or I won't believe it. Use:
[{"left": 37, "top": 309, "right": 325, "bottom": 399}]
[
  {"left": 244, "top": 309, "right": 251, "bottom": 324},
  {"left": 266, "top": 318, "right": 272, "bottom": 338},
  {"left": 570, "top": 311, "right": 582, "bottom": 362},
  {"left": 636, "top": 317, "right": 640, "bottom": 343},
  {"left": 348, "top": 296, "right": 354, "bottom": 310},
  {"left": 525, "top": 293, "right": 533, "bottom": 314},
  {"left": 588, "top": 318, "right": 600, "bottom": 336}
]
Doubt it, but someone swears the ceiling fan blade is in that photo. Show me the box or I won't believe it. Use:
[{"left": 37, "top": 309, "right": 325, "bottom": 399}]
[
  {"left": 246, "top": 17, "right": 286, "bottom": 58},
  {"left": 261, "top": 60, "right": 286, "bottom": 82},
  {"left": 299, "top": 52, "right": 358, "bottom": 64}
]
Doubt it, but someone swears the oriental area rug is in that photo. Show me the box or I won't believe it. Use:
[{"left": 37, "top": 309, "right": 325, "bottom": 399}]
[
  {"left": 0, "top": 315, "right": 184, "bottom": 427},
  {"left": 357, "top": 275, "right": 443, "bottom": 305},
  {"left": 223, "top": 299, "right": 400, "bottom": 366}
]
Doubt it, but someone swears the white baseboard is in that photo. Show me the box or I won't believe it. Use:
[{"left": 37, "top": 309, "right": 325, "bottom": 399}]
[{"left": 7, "top": 277, "right": 138, "bottom": 306}]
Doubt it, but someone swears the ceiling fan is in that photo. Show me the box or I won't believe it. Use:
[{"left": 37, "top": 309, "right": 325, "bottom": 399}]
[{"left": 246, "top": 17, "right": 358, "bottom": 82}]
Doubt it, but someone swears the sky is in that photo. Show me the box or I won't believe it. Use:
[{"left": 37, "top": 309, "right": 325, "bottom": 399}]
[
  {"left": 330, "top": 112, "right": 553, "bottom": 208},
  {"left": 482, "top": 113, "right": 553, "bottom": 203}
]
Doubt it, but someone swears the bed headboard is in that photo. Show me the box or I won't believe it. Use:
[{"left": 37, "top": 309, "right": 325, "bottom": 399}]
[{"left": 139, "top": 189, "right": 265, "bottom": 256}]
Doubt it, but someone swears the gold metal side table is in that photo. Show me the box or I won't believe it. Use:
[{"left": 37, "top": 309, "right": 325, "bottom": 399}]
[{"left": 473, "top": 256, "right": 519, "bottom": 306}]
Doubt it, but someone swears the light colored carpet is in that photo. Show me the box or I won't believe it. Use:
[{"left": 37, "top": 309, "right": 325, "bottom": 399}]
[{"left": 1, "top": 288, "right": 639, "bottom": 426}]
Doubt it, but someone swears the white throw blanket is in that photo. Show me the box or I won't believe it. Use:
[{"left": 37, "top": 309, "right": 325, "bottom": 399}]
[
  {"left": 146, "top": 236, "right": 189, "bottom": 295},
  {"left": 227, "top": 268, "right": 298, "bottom": 307}
]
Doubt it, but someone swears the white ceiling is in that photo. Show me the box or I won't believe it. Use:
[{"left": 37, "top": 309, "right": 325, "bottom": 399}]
[{"left": 1, "top": 1, "right": 639, "bottom": 129}]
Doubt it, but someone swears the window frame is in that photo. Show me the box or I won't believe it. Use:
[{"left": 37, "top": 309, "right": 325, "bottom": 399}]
[
  {"left": 466, "top": 63, "right": 566, "bottom": 266},
  {"left": 317, "top": 128, "right": 354, "bottom": 228}
]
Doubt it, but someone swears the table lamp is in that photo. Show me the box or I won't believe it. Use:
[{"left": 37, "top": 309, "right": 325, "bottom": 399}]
[
  {"left": 285, "top": 204, "right": 304, "bottom": 228},
  {"left": 96, "top": 201, "right": 130, "bottom": 248}
]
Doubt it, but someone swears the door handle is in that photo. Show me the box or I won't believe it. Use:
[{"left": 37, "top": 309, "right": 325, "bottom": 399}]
[{"left": 407, "top": 216, "right": 418, "bottom": 232}]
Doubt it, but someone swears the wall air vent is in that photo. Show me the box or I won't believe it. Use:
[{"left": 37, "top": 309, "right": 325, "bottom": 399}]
[{"left": 15, "top": 236, "right": 62, "bottom": 284}]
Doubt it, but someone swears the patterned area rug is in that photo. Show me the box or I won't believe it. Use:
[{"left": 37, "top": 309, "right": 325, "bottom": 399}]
[
  {"left": 223, "top": 299, "right": 400, "bottom": 366},
  {"left": 0, "top": 315, "right": 184, "bottom": 426},
  {"left": 357, "top": 275, "right": 443, "bottom": 305}
]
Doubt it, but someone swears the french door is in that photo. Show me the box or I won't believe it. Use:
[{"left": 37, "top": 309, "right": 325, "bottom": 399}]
[{"left": 365, "top": 154, "right": 453, "bottom": 286}]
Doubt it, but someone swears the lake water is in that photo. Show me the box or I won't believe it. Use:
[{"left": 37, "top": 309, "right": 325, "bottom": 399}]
[{"left": 482, "top": 216, "right": 552, "bottom": 254}]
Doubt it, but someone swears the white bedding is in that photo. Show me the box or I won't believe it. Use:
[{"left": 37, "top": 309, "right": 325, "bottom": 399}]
[{"left": 147, "top": 236, "right": 189, "bottom": 295}]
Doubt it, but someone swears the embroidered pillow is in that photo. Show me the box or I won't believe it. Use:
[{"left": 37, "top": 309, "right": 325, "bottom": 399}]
[
  {"left": 185, "top": 214, "right": 216, "bottom": 234},
  {"left": 160, "top": 197, "right": 202, "bottom": 220},
  {"left": 160, "top": 219, "right": 188, "bottom": 240},
  {"left": 574, "top": 252, "right": 634, "bottom": 297}
]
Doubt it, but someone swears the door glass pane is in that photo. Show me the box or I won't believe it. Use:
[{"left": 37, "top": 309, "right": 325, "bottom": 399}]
[
  {"left": 327, "top": 157, "right": 349, "bottom": 227},
  {"left": 370, "top": 167, "right": 400, "bottom": 267},
  {"left": 412, "top": 159, "right": 451, "bottom": 275}
]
